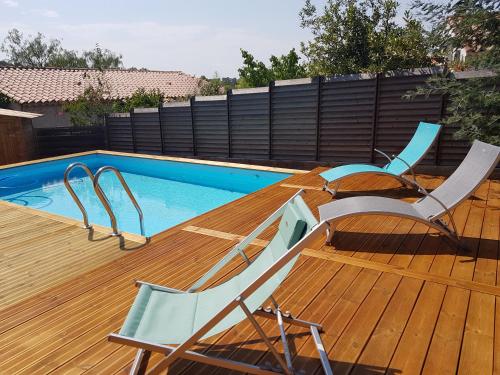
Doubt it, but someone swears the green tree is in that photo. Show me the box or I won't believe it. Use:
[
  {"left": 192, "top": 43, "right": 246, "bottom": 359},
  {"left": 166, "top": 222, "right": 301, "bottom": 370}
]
[
  {"left": 82, "top": 44, "right": 123, "bottom": 70},
  {"left": 237, "top": 48, "right": 306, "bottom": 88},
  {"left": 48, "top": 49, "right": 87, "bottom": 68},
  {"left": 299, "top": 0, "right": 432, "bottom": 75},
  {"left": 0, "top": 93, "right": 11, "bottom": 109},
  {"left": 413, "top": 0, "right": 499, "bottom": 69},
  {"left": 270, "top": 49, "right": 307, "bottom": 80},
  {"left": 237, "top": 50, "right": 274, "bottom": 88},
  {"left": 113, "top": 88, "right": 164, "bottom": 112},
  {"left": 1, "top": 29, "right": 123, "bottom": 69},
  {"left": 0, "top": 29, "right": 62, "bottom": 67},
  {"left": 199, "top": 73, "right": 226, "bottom": 96},
  {"left": 198, "top": 73, "right": 236, "bottom": 96},
  {"left": 407, "top": 0, "right": 499, "bottom": 145},
  {"left": 63, "top": 88, "right": 113, "bottom": 126}
]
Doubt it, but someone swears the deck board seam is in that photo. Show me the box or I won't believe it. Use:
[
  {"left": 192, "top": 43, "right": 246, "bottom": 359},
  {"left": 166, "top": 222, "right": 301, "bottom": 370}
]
[{"left": 182, "top": 225, "right": 500, "bottom": 297}]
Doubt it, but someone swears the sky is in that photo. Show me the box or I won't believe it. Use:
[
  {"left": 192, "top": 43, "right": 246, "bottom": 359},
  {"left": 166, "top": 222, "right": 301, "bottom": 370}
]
[{"left": 0, "top": 0, "right": 415, "bottom": 78}]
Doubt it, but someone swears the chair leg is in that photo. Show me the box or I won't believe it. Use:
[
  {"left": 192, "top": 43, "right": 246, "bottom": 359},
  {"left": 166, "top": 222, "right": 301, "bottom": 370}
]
[
  {"left": 310, "top": 326, "right": 333, "bottom": 375},
  {"left": 276, "top": 309, "right": 294, "bottom": 373},
  {"left": 239, "top": 300, "right": 292, "bottom": 375},
  {"left": 256, "top": 306, "right": 333, "bottom": 375},
  {"left": 427, "top": 218, "right": 466, "bottom": 252},
  {"left": 130, "top": 349, "right": 151, "bottom": 375},
  {"left": 325, "top": 222, "right": 335, "bottom": 245},
  {"left": 322, "top": 182, "right": 339, "bottom": 198}
]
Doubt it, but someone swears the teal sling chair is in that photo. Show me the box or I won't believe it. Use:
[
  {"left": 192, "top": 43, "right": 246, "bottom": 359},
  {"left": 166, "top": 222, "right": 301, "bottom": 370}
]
[
  {"left": 108, "top": 190, "right": 333, "bottom": 375},
  {"left": 320, "top": 121, "right": 442, "bottom": 196}
]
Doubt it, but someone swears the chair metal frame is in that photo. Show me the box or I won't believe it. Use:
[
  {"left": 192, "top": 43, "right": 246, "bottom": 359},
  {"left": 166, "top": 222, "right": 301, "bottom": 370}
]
[
  {"left": 321, "top": 122, "right": 442, "bottom": 197},
  {"left": 109, "top": 191, "right": 333, "bottom": 375},
  {"left": 322, "top": 150, "right": 417, "bottom": 196},
  {"left": 323, "top": 140, "right": 500, "bottom": 249}
]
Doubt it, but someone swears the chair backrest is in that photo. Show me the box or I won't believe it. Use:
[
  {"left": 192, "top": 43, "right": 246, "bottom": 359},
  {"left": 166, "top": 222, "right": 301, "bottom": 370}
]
[
  {"left": 414, "top": 140, "right": 500, "bottom": 219},
  {"left": 195, "top": 194, "right": 318, "bottom": 338},
  {"left": 384, "top": 122, "right": 442, "bottom": 175}
]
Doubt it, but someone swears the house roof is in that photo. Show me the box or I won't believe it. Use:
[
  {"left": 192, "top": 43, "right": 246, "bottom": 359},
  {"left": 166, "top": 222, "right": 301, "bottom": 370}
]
[
  {"left": 0, "top": 67, "right": 201, "bottom": 104},
  {"left": 0, "top": 108, "right": 43, "bottom": 119}
]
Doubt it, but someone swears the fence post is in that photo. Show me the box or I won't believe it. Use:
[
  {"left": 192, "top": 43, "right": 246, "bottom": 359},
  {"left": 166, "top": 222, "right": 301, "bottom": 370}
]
[
  {"left": 104, "top": 114, "right": 110, "bottom": 150},
  {"left": 130, "top": 108, "right": 137, "bottom": 153},
  {"left": 315, "top": 76, "right": 322, "bottom": 161},
  {"left": 158, "top": 104, "right": 165, "bottom": 155},
  {"left": 32, "top": 126, "right": 40, "bottom": 158},
  {"left": 189, "top": 96, "right": 197, "bottom": 156},
  {"left": 227, "top": 89, "right": 232, "bottom": 158},
  {"left": 268, "top": 81, "right": 274, "bottom": 160},
  {"left": 370, "top": 73, "right": 381, "bottom": 163},
  {"left": 435, "top": 93, "right": 446, "bottom": 166}
]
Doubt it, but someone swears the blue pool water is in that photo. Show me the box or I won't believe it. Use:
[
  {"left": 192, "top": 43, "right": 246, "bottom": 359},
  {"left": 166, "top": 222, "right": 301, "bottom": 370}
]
[{"left": 0, "top": 154, "right": 290, "bottom": 236}]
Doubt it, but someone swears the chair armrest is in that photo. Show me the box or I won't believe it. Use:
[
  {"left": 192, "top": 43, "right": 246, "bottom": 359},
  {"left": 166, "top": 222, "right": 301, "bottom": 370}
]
[
  {"left": 135, "top": 280, "right": 184, "bottom": 293},
  {"left": 391, "top": 154, "right": 417, "bottom": 184},
  {"left": 374, "top": 148, "right": 393, "bottom": 164},
  {"left": 411, "top": 182, "right": 459, "bottom": 236}
]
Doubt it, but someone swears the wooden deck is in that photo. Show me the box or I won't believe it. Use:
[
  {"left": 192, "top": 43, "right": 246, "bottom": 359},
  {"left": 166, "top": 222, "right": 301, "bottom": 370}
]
[
  {"left": 0, "top": 200, "right": 143, "bottom": 309},
  {"left": 0, "top": 167, "right": 498, "bottom": 374}
]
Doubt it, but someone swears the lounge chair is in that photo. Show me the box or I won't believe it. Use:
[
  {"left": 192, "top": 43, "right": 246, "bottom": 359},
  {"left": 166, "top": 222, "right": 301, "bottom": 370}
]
[
  {"left": 318, "top": 140, "right": 500, "bottom": 246},
  {"left": 108, "top": 190, "right": 332, "bottom": 375},
  {"left": 320, "top": 122, "right": 442, "bottom": 196}
]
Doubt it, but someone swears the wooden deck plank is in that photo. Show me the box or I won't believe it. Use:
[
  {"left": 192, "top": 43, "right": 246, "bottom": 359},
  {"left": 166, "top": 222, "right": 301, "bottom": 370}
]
[
  {"left": 376, "top": 184, "right": 476, "bottom": 374},
  {"left": 0, "top": 167, "right": 497, "bottom": 375},
  {"left": 457, "top": 180, "right": 498, "bottom": 375},
  {"left": 0, "top": 204, "right": 141, "bottom": 309}
]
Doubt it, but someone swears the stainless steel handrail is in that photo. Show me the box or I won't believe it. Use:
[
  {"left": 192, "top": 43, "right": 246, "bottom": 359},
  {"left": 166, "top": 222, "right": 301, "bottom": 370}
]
[
  {"left": 64, "top": 162, "right": 95, "bottom": 229},
  {"left": 93, "top": 166, "right": 145, "bottom": 237}
]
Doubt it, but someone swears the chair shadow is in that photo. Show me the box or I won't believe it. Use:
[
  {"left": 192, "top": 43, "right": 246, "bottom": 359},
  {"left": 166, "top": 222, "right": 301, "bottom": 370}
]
[
  {"left": 328, "top": 231, "right": 498, "bottom": 260},
  {"left": 334, "top": 186, "right": 429, "bottom": 200},
  {"left": 333, "top": 186, "right": 487, "bottom": 203},
  {"left": 164, "top": 332, "right": 402, "bottom": 374},
  {"left": 86, "top": 228, "right": 149, "bottom": 251}
]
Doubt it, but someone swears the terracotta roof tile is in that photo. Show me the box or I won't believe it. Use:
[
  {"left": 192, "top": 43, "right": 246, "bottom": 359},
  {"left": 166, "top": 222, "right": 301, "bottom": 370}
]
[{"left": 0, "top": 67, "right": 201, "bottom": 104}]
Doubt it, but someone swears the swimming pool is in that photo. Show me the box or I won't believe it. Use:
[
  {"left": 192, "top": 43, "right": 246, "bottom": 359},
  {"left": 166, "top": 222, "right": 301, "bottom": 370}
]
[{"left": 0, "top": 153, "right": 292, "bottom": 237}]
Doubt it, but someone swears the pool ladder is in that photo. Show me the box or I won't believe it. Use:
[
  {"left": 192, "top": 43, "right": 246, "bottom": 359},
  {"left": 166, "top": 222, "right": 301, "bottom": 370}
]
[{"left": 64, "top": 163, "right": 145, "bottom": 237}]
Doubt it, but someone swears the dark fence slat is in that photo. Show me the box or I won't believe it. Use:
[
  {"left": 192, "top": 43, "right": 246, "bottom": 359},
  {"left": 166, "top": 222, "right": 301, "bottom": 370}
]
[
  {"left": 192, "top": 97, "right": 229, "bottom": 157},
  {"left": 100, "top": 70, "right": 486, "bottom": 170},
  {"left": 161, "top": 102, "right": 194, "bottom": 156},
  {"left": 107, "top": 115, "right": 134, "bottom": 152},
  {"left": 131, "top": 110, "right": 162, "bottom": 155},
  {"left": 230, "top": 91, "right": 270, "bottom": 160},
  {"left": 374, "top": 73, "right": 443, "bottom": 165},
  {"left": 271, "top": 81, "right": 318, "bottom": 161},
  {"left": 35, "top": 126, "right": 105, "bottom": 158},
  {"left": 319, "top": 76, "right": 376, "bottom": 163}
]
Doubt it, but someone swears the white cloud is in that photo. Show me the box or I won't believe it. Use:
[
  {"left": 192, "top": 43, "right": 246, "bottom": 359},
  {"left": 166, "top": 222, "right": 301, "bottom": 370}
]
[
  {"left": 55, "top": 21, "right": 303, "bottom": 77},
  {"left": 40, "top": 9, "right": 59, "bottom": 18},
  {"left": 3, "top": 0, "right": 19, "bottom": 7}
]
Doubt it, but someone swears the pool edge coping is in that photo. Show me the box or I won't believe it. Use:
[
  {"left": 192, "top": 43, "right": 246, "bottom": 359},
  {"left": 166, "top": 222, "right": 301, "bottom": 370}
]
[{"left": 0, "top": 150, "right": 309, "bottom": 175}]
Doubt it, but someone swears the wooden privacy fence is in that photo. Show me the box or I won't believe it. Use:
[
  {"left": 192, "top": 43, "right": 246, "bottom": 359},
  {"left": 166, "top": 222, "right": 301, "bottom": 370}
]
[
  {"left": 106, "top": 69, "right": 472, "bottom": 167},
  {"left": 0, "top": 115, "right": 34, "bottom": 166},
  {"left": 35, "top": 126, "right": 106, "bottom": 158}
]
